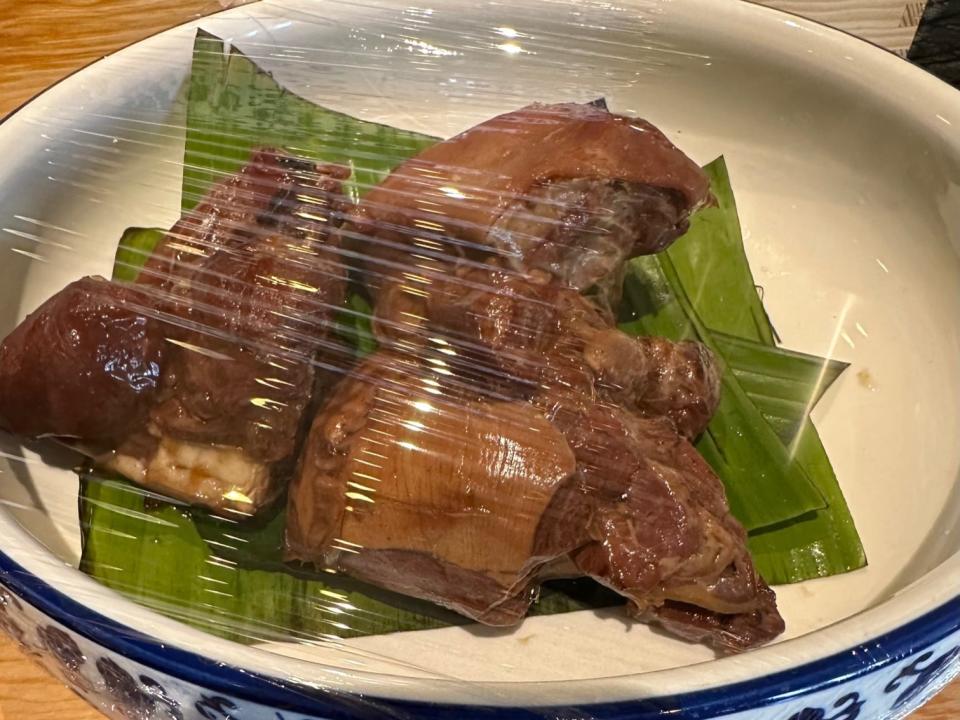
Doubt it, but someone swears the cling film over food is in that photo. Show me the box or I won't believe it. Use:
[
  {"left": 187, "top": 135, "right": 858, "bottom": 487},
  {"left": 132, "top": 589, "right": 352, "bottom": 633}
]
[{"left": 0, "top": 25, "right": 866, "bottom": 669}]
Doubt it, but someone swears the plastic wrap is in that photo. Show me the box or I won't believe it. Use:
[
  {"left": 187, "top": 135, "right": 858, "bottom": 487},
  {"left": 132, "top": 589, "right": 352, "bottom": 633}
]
[{"left": 2, "top": 2, "right": 960, "bottom": 719}]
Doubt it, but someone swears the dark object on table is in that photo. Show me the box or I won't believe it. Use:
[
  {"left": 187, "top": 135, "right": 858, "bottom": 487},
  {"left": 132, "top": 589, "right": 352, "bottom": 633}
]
[{"left": 909, "top": 0, "right": 960, "bottom": 88}]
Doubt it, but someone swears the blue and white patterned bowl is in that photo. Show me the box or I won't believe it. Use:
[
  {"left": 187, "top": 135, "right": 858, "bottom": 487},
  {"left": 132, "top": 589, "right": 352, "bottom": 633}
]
[{"left": 2, "top": 1, "right": 960, "bottom": 718}]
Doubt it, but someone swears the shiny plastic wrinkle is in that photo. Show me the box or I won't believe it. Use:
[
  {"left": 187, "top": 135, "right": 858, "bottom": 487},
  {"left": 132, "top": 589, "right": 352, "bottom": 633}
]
[{"left": 7, "top": 0, "right": 932, "bottom": 710}]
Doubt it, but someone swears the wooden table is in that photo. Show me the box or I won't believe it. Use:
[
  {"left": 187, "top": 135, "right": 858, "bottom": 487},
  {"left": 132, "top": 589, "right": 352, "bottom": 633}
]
[{"left": 0, "top": 1, "right": 957, "bottom": 719}]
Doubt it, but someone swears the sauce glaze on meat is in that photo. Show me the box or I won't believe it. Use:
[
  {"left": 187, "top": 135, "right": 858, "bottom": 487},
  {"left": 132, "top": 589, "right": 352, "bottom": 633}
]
[
  {"left": 286, "top": 102, "right": 784, "bottom": 651},
  {"left": 0, "top": 103, "right": 786, "bottom": 652},
  {"left": 0, "top": 150, "right": 350, "bottom": 514}
]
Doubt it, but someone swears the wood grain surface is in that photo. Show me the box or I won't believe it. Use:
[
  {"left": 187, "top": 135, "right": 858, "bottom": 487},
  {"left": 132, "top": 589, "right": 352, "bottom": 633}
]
[{"left": 0, "top": 1, "right": 956, "bottom": 719}]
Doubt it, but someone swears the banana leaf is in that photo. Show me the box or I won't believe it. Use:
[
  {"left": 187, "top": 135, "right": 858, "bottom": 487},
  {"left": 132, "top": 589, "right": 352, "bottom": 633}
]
[
  {"left": 337, "top": 292, "right": 378, "bottom": 359},
  {"left": 654, "top": 158, "right": 866, "bottom": 584},
  {"left": 182, "top": 30, "right": 436, "bottom": 211},
  {"left": 715, "top": 331, "right": 847, "bottom": 442},
  {"left": 112, "top": 227, "right": 165, "bottom": 283}
]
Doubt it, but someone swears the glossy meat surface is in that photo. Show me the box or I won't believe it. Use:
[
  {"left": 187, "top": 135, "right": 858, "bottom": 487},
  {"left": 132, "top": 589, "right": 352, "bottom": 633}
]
[
  {"left": 150, "top": 212, "right": 348, "bottom": 463},
  {"left": 422, "top": 264, "right": 721, "bottom": 437},
  {"left": 583, "top": 330, "right": 721, "bottom": 439},
  {"left": 363, "top": 258, "right": 776, "bottom": 648},
  {"left": 140, "top": 149, "right": 342, "bottom": 293},
  {"left": 0, "top": 277, "right": 165, "bottom": 442},
  {"left": 282, "top": 100, "right": 783, "bottom": 648},
  {"left": 289, "top": 257, "right": 780, "bottom": 648},
  {"left": 642, "top": 585, "right": 785, "bottom": 650},
  {"left": 286, "top": 352, "right": 577, "bottom": 623},
  {"left": 443, "top": 272, "right": 776, "bottom": 649},
  {"left": 0, "top": 150, "right": 351, "bottom": 514},
  {"left": 128, "top": 152, "right": 351, "bottom": 510},
  {"left": 349, "top": 102, "right": 710, "bottom": 292},
  {"left": 545, "top": 400, "right": 783, "bottom": 650},
  {"left": 488, "top": 179, "right": 689, "bottom": 300}
]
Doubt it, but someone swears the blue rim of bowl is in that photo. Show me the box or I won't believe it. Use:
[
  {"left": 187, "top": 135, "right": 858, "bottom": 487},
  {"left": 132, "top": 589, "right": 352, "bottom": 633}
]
[
  {"left": 1, "top": 3, "right": 960, "bottom": 719},
  {"left": 2, "top": 549, "right": 959, "bottom": 719}
]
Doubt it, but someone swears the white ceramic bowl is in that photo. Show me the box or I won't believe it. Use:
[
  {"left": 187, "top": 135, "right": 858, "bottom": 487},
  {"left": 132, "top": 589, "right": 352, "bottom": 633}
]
[{"left": 1, "top": 1, "right": 959, "bottom": 718}]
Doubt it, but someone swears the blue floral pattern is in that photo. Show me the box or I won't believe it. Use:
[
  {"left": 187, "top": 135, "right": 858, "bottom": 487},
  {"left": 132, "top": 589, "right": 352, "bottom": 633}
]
[
  {"left": 96, "top": 656, "right": 182, "bottom": 720},
  {"left": 884, "top": 646, "right": 960, "bottom": 710},
  {"left": 37, "top": 624, "right": 92, "bottom": 693},
  {"left": 786, "top": 693, "right": 864, "bottom": 720},
  {"left": 0, "top": 574, "right": 958, "bottom": 720},
  {"left": 195, "top": 695, "right": 239, "bottom": 719}
]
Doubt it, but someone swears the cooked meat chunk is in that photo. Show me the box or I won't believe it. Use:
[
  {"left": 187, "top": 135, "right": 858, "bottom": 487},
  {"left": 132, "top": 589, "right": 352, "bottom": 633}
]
[
  {"left": 640, "top": 585, "right": 785, "bottom": 651},
  {"left": 582, "top": 330, "right": 721, "bottom": 439},
  {"left": 349, "top": 102, "right": 709, "bottom": 272},
  {"left": 542, "top": 399, "right": 783, "bottom": 651},
  {"left": 139, "top": 149, "right": 344, "bottom": 293},
  {"left": 149, "top": 223, "right": 347, "bottom": 465},
  {"left": 488, "top": 179, "right": 690, "bottom": 303},
  {"left": 288, "top": 260, "right": 778, "bottom": 648},
  {"left": 286, "top": 352, "right": 578, "bottom": 623},
  {"left": 283, "top": 101, "right": 781, "bottom": 649},
  {"left": 0, "top": 149, "right": 351, "bottom": 515},
  {"left": 116, "top": 152, "right": 351, "bottom": 512},
  {"left": 420, "top": 264, "right": 720, "bottom": 437},
  {"left": 348, "top": 102, "right": 711, "bottom": 324},
  {"left": 0, "top": 277, "right": 165, "bottom": 442}
]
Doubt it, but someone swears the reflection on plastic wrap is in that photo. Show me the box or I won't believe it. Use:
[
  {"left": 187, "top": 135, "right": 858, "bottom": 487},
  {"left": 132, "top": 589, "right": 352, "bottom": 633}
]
[{"left": 0, "top": 8, "right": 866, "bottom": 699}]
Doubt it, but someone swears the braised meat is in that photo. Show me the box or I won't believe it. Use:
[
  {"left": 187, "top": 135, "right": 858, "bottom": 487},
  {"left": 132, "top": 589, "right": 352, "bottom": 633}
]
[
  {"left": 0, "top": 150, "right": 350, "bottom": 514},
  {"left": 416, "top": 266, "right": 774, "bottom": 649},
  {"left": 286, "top": 352, "right": 578, "bottom": 624},
  {"left": 543, "top": 400, "right": 784, "bottom": 650},
  {"left": 138, "top": 149, "right": 342, "bottom": 293},
  {"left": 348, "top": 102, "right": 710, "bottom": 314},
  {"left": 364, "top": 101, "right": 714, "bottom": 391},
  {"left": 1, "top": 100, "right": 787, "bottom": 652},
  {"left": 422, "top": 264, "right": 720, "bottom": 438},
  {"left": 145, "top": 158, "right": 350, "bottom": 463},
  {"left": 110, "top": 151, "right": 351, "bottom": 512},
  {"left": 488, "top": 179, "right": 691, "bottom": 303},
  {"left": 0, "top": 277, "right": 165, "bottom": 442},
  {"left": 349, "top": 102, "right": 709, "bottom": 265},
  {"left": 581, "top": 330, "right": 721, "bottom": 440},
  {"left": 288, "top": 279, "right": 777, "bottom": 649},
  {"left": 642, "top": 586, "right": 785, "bottom": 650},
  {"left": 285, "top": 102, "right": 783, "bottom": 650},
  {"left": 290, "top": 264, "right": 776, "bottom": 650}
]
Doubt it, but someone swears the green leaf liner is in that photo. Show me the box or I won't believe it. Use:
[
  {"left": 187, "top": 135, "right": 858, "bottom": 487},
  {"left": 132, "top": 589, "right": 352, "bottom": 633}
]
[
  {"left": 181, "top": 30, "right": 437, "bottom": 210},
  {"left": 112, "top": 227, "right": 165, "bottom": 283},
  {"left": 666, "top": 158, "right": 777, "bottom": 346},
  {"left": 657, "top": 158, "right": 866, "bottom": 584},
  {"left": 336, "top": 292, "right": 378, "bottom": 359},
  {"left": 79, "top": 30, "right": 865, "bottom": 645},
  {"left": 715, "top": 331, "right": 847, "bottom": 441}
]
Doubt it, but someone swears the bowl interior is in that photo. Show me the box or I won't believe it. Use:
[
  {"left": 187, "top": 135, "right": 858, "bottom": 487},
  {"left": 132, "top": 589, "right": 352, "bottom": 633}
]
[{"left": 1, "top": 0, "right": 960, "bottom": 690}]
